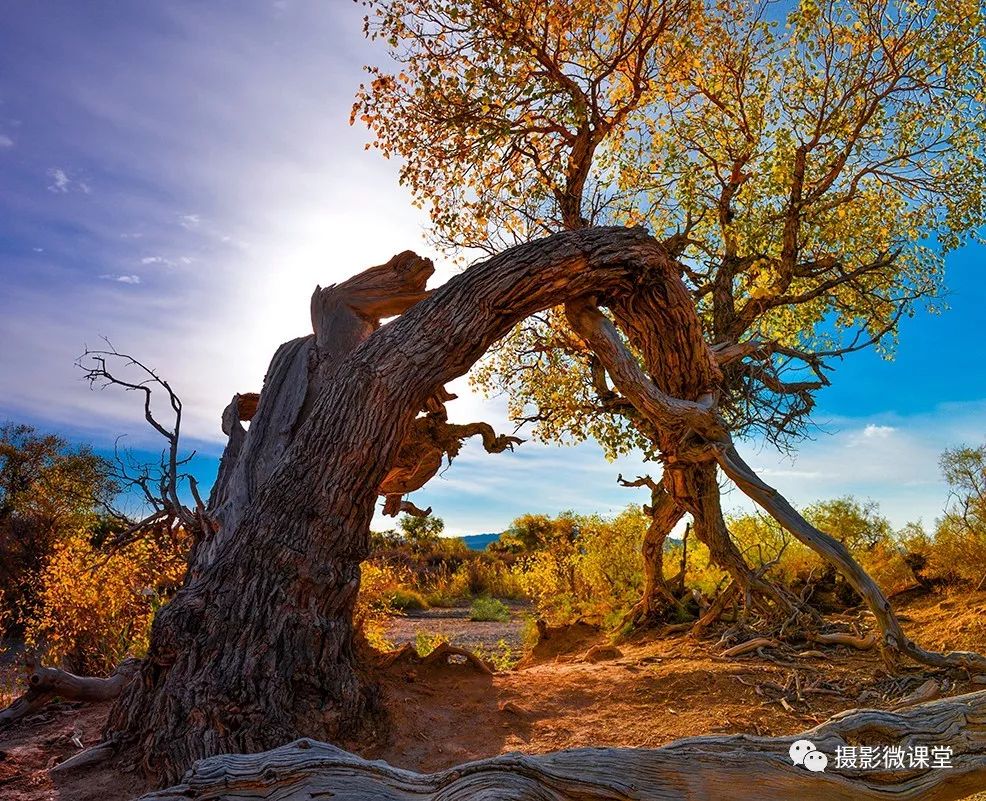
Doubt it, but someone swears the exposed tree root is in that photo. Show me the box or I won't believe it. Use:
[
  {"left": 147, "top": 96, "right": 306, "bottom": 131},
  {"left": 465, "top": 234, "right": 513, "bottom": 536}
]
[
  {"left": 717, "top": 443, "right": 986, "bottom": 673},
  {"left": 812, "top": 631, "right": 878, "bottom": 651},
  {"left": 375, "top": 642, "right": 494, "bottom": 675},
  {"left": 690, "top": 582, "right": 739, "bottom": 638},
  {"left": 721, "top": 637, "right": 781, "bottom": 658},
  {"left": 139, "top": 691, "right": 986, "bottom": 801},
  {"left": 0, "top": 657, "right": 139, "bottom": 728},
  {"left": 892, "top": 678, "right": 942, "bottom": 710}
]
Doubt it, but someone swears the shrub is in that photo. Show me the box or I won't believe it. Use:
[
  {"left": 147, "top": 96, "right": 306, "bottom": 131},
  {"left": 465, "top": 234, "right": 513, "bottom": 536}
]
[
  {"left": 414, "top": 630, "right": 450, "bottom": 656},
  {"left": 475, "top": 638, "right": 518, "bottom": 671},
  {"left": 514, "top": 506, "right": 645, "bottom": 625},
  {"left": 925, "top": 444, "right": 986, "bottom": 585},
  {"left": 355, "top": 562, "right": 408, "bottom": 650},
  {"left": 470, "top": 596, "right": 511, "bottom": 622},
  {"left": 0, "top": 424, "right": 117, "bottom": 632},
  {"left": 23, "top": 530, "right": 187, "bottom": 673},
  {"left": 390, "top": 587, "right": 429, "bottom": 611}
]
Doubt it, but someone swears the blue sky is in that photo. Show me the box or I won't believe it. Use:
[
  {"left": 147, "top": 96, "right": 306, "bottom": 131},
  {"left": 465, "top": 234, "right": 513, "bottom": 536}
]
[{"left": 1, "top": 1, "right": 984, "bottom": 536}]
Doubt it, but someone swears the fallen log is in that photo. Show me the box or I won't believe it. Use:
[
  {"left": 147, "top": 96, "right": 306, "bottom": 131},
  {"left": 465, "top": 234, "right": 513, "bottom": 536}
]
[
  {"left": 0, "top": 657, "right": 139, "bottom": 728},
  {"left": 140, "top": 690, "right": 986, "bottom": 801}
]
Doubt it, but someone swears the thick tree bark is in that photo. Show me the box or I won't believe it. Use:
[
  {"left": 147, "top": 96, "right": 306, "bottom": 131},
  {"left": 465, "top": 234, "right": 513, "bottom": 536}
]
[
  {"left": 140, "top": 691, "right": 986, "bottom": 801},
  {"left": 105, "top": 227, "right": 672, "bottom": 785},
  {"left": 607, "top": 270, "right": 799, "bottom": 621},
  {"left": 202, "top": 251, "right": 435, "bottom": 566}
]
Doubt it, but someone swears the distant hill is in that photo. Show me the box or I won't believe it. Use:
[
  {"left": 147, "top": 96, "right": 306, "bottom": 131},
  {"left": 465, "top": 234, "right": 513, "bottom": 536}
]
[
  {"left": 455, "top": 533, "right": 683, "bottom": 551},
  {"left": 458, "top": 532, "right": 501, "bottom": 551}
]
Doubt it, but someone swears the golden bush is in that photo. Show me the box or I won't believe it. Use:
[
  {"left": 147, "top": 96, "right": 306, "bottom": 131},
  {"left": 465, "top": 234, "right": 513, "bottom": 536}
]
[
  {"left": 23, "top": 531, "right": 187, "bottom": 674},
  {"left": 354, "top": 561, "right": 412, "bottom": 650},
  {"left": 515, "top": 506, "right": 645, "bottom": 625}
]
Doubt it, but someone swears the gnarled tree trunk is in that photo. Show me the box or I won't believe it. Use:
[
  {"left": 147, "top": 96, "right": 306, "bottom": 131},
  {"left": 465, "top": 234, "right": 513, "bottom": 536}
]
[
  {"left": 608, "top": 271, "right": 801, "bottom": 623},
  {"left": 105, "top": 227, "right": 669, "bottom": 785}
]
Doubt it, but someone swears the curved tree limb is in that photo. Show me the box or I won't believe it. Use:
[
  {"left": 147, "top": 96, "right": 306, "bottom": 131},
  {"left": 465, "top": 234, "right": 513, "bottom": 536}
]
[
  {"left": 716, "top": 444, "right": 986, "bottom": 672},
  {"left": 565, "top": 296, "right": 986, "bottom": 672},
  {"left": 105, "top": 226, "right": 681, "bottom": 784},
  {"left": 140, "top": 691, "right": 986, "bottom": 801}
]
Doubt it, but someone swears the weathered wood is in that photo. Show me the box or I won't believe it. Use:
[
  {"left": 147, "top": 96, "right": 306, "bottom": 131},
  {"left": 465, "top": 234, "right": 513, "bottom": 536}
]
[
  {"left": 204, "top": 250, "right": 519, "bottom": 554},
  {"left": 139, "top": 691, "right": 986, "bottom": 801},
  {"left": 0, "top": 657, "right": 138, "bottom": 728}
]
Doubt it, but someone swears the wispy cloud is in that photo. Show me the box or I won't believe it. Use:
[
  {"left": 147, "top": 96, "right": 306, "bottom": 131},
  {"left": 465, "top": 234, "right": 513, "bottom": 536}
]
[
  {"left": 46, "top": 167, "right": 70, "bottom": 193},
  {"left": 178, "top": 213, "right": 200, "bottom": 229},
  {"left": 99, "top": 273, "right": 141, "bottom": 284},
  {"left": 0, "top": 133, "right": 13, "bottom": 148},
  {"left": 862, "top": 424, "right": 897, "bottom": 438},
  {"left": 45, "top": 166, "right": 91, "bottom": 194}
]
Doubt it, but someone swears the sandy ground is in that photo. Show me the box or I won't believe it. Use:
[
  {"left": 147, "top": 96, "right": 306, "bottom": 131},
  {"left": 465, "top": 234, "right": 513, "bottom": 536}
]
[
  {"left": 3, "top": 588, "right": 986, "bottom": 799},
  {"left": 382, "top": 599, "right": 530, "bottom": 652}
]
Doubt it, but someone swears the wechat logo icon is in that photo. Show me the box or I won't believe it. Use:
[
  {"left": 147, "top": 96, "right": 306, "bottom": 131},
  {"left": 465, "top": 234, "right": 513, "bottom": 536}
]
[{"left": 790, "top": 739, "right": 828, "bottom": 773}]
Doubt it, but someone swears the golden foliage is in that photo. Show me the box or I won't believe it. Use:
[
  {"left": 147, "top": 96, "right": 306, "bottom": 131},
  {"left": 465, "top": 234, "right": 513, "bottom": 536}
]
[
  {"left": 23, "top": 531, "right": 187, "bottom": 674},
  {"left": 356, "top": 0, "right": 986, "bottom": 451},
  {"left": 515, "top": 506, "right": 646, "bottom": 626},
  {"left": 354, "top": 561, "right": 407, "bottom": 650}
]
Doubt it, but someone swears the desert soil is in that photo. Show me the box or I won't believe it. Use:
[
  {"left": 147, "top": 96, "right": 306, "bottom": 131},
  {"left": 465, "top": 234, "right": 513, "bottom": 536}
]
[
  {"left": 382, "top": 599, "right": 530, "bottom": 653},
  {"left": 3, "top": 588, "right": 986, "bottom": 800}
]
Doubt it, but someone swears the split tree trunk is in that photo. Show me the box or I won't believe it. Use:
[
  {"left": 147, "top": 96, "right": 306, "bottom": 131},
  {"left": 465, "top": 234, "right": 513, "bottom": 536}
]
[
  {"left": 610, "top": 275, "right": 798, "bottom": 621},
  {"left": 566, "top": 297, "right": 986, "bottom": 672},
  {"left": 140, "top": 690, "right": 986, "bottom": 801}
]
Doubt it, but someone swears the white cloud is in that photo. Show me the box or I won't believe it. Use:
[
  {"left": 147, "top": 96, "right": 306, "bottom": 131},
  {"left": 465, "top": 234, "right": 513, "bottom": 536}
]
[
  {"left": 178, "top": 213, "right": 201, "bottom": 229},
  {"left": 140, "top": 255, "right": 174, "bottom": 266},
  {"left": 99, "top": 273, "right": 142, "bottom": 284},
  {"left": 46, "top": 167, "right": 92, "bottom": 194},
  {"left": 47, "top": 167, "right": 70, "bottom": 193},
  {"left": 0, "top": 133, "right": 13, "bottom": 148},
  {"left": 862, "top": 424, "right": 897, "bottom": 439}
]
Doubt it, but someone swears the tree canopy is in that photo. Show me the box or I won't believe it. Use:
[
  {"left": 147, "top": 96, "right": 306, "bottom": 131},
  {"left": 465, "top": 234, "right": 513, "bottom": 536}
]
[{"left": 354, "top": 0, "right": 986, "bottom": 449}]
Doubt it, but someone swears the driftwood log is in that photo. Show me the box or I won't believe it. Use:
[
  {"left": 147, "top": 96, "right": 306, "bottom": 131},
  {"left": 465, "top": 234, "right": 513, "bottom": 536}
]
[{"left": 139, "top": 691, "right": 986, "bottom": 801}]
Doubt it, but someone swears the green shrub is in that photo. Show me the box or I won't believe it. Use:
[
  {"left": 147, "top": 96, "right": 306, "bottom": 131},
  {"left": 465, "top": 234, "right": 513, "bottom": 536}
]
[
  {"left": 389, "top": 588, "right": 429, "bottom": 611},
  {"left": 414, "top": 630, "right": 450, "bottom": 656},
  {"left": 475, "top": 638, "right": 519, "bottom": 671},
  {"left": 469, "top": 596, "right": 511, "bottom": 622}
]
